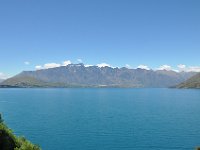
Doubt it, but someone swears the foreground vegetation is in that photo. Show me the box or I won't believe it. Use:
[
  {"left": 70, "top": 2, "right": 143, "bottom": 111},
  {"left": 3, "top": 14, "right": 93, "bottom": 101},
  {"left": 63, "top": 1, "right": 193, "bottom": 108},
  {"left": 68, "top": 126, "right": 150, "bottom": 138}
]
[{"left": 0, "top": 114, "right": 41, "bottom": 150}]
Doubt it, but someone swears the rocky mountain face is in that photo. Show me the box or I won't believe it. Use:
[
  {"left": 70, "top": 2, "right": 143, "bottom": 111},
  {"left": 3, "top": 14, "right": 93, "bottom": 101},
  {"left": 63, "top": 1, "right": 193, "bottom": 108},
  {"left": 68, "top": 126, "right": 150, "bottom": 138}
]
[{"left": 0, "top": 64, "right": 197, "bottom": 88}]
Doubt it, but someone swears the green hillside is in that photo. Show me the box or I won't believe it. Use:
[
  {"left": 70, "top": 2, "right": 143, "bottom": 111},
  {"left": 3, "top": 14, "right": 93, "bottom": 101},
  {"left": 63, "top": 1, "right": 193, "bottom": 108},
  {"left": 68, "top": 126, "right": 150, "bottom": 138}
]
[
  {"left": 0, "top": 114, "right": 41, "bottom": 150},
  {"left": 177, "top": 73, "right": 200, "bottom": 88},
  {"left": 0, "top": 76, "right": 73, "bottom": 88}
]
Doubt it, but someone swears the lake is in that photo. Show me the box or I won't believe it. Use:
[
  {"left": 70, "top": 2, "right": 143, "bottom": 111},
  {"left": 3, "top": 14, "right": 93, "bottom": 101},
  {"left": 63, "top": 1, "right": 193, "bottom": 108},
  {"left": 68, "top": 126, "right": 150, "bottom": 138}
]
[{"left": 0, "top": 88, "right": 200, "bottom": 150}]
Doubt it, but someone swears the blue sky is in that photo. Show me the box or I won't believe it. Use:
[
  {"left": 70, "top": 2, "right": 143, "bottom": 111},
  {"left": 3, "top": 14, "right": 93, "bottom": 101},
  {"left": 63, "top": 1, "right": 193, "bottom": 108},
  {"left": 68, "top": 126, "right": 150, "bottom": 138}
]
[{"left": 0, "top": 0, "right": 200, "bottom": 78}]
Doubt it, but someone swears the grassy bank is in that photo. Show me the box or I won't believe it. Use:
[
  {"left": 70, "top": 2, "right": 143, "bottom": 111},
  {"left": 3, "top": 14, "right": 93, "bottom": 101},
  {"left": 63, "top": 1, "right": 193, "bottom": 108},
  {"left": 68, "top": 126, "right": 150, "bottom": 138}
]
[{"left": 0, "top": 114, "right": 41, "bottom": 150}]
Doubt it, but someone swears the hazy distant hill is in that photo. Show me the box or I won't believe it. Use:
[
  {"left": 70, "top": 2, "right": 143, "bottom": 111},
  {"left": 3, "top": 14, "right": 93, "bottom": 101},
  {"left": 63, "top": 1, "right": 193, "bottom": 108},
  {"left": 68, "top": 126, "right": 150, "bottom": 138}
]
[
  {"left": 176, "top": 73, "right": 200, "bottom": 88},
  {"left": 0, "top": 63, "right": 196, "bottom": 88},
  {"left": 0, "top": 79, "right": 4, "bottom": 83},
  {"left": 0, "top": 76, "right": 57, "bottom": 88}
]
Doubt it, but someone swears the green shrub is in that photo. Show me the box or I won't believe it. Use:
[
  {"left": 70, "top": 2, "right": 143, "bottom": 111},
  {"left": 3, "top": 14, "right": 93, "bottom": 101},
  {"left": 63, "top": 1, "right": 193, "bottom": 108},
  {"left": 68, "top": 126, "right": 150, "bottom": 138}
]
[
  {"left": 0, "top": 114, "right": 3, "bottom": 123},
  {"left": 0, "top": 114, "right": 41, "bottom": 150}
]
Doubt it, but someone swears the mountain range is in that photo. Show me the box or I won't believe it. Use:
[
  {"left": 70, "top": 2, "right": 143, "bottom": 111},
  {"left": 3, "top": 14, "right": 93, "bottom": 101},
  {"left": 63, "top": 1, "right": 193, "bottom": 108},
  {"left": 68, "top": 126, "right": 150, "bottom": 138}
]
[{"left": 0, "top": 63, "right": 197, "bottom": 88}]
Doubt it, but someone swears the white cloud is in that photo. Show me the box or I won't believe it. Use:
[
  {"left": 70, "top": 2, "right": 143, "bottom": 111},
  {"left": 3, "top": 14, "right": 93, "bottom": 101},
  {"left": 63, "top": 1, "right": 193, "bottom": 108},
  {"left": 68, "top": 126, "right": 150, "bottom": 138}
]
[
  {"left": 35, "top": 60, "right": 72, "bottom": 70},
  {"left": 97, "top": 63, "right": 111, "bottom": 68},
  {"left": 177, "top": 64, "right": 186, "bottom": 72},
  {"left": 84, "top": 64, "right": 93, "bottom": 67},
  {"left": 125, "top": 64, "right": 132, "bottom": 69},
  {"left": 188, "top": 66, "right": 200, "bottom": 72},
  {"left": 187, "top": 66, "right": 200, "bottom": 72},
  {"left": 177, "top": 64, "right": 200, "bottom": 72},
  {"left": 35, "top": 65, "right": 42, "bottom": 70},
  {"left": 0, "top": 72, "right": 9, "bottom": 79},
  {"left": 62, "top": 60, "right": 71, "bottom": 66},
  {"left": 137, "top": 65, "right": 150, "bottom": 70},
  {"left": 177, "top": 64, "right": 186, "bottom": 69},
  {"left": 43, "top": 63, "right": 61, "bottom": 69},
  {"left": 24, "top": 61, "right": 30, "bottom": 65},
  {"left": 157, "top": 65, "right": 172, "bottom": 71},
  {"left": 77, "top": 59, "right": 82, "bottom": 63}
]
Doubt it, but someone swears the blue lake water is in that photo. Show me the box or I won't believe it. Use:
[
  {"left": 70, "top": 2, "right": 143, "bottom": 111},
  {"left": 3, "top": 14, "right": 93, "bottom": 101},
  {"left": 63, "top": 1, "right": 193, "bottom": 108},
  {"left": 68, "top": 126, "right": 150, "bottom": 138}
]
[{"left": 0, "top": 88, "right": 200, "bottom": 150}]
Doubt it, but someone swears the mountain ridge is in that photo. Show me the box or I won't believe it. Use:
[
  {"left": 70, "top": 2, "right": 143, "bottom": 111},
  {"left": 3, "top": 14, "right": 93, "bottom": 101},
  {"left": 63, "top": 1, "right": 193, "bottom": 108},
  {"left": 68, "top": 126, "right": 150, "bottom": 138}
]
[{"left": 0, "top": 64, "right": 197, "bottom": 88}]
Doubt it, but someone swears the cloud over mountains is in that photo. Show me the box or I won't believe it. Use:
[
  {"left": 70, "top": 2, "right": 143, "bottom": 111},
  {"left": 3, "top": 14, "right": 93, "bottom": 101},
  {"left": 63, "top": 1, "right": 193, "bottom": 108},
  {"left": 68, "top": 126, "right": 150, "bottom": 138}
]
[
  {"left": 0, "top": 72, "right": 9, "bottom": 80},
  {"left": 34, "top": 60, "right": 200, "bottom": 73},
  {"left": 177, "top": 64, "right": 200, "bottom": 72},
  {"left": 35, "top": 60, "right": 72, "bottom": 70},
  {"left": 137, "top": 65, "right": 150, "bottom": 70}
]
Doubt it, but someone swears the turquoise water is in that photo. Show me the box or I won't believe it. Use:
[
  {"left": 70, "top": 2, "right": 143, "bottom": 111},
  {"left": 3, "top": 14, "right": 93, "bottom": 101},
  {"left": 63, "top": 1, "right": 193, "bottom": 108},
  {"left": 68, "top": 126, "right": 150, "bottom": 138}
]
[{"left": 0, "top": 88, "right": 200, "bottom": 150}]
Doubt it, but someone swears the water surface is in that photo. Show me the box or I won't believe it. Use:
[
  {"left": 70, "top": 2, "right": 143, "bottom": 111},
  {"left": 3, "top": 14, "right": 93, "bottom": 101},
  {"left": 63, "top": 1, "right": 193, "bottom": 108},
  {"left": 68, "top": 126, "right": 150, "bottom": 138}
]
[{"left": 0, "top": 88, "right": 200, "bottom": 150}]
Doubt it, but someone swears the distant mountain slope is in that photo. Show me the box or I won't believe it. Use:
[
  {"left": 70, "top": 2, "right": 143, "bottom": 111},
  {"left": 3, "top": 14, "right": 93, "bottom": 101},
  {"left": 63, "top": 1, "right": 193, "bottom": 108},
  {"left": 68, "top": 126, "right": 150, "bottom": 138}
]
[
  {"left": 1, "top": 76, "right": 54, "bottom": 87},
  {"left": 0, "top": 64, "right": 196, "bottom": 88},
  {"left": 176, "top": 73, "right": 200, "bottom": 88},
  {"left": 0, "top": 79, "right": 4, "bottom": 83}
]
